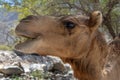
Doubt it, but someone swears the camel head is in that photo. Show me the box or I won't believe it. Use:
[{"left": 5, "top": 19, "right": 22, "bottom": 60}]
[{"left": 15, "top": 11, "right": 102, "bottom": 59}]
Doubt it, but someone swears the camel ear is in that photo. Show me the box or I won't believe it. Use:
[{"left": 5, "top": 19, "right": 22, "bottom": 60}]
[{"left": 88, "top": 11, "right": 102, "bottom": 30}]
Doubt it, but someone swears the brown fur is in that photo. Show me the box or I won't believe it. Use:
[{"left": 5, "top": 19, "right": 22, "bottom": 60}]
[
  {"left": 61, "top": 31, "right": 108, "bottom": 80},
  {"left": 15, "top": 11, "right": 119, "bottom": 80},
  {"left": 103, "top": 34, "right": 120, "bottom": 80}
]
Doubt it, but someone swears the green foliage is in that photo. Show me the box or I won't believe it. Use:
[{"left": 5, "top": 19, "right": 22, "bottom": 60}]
[
  {"left": 31, "top": 70, "right": 50, "bottom": 79},
  {"left": 0, "top": 45, "right": 12, "bottom": 50},
  {"left": 31, "top": 70, "right": 44, "bottom": 79},
  {"left": 99, "top": 0, "right": 109, "bottom": 9},
  {"left": 10, "top": 70, "right": 50, "bottom": 80},
  {"left": 0, "top": 0, "right": 120, "bottom": 38},
  {"left": 11, "top": 75, "right": 21, "bottom": 80},
  {"left": 1, "top": 0, "right": 76, "bottom": 18}
]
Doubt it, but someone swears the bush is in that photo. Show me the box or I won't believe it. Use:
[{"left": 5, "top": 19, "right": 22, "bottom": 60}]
[
  {"left": 11, "top": 70, "right": 49, "bottom": 80},
  {"left": 0, "top": 45, "right": 12, "bottom": 50}
]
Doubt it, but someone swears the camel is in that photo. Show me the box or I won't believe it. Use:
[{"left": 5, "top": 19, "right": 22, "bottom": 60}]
[{"left": 15, "top": 11, "right": 120, "bottom": 80}]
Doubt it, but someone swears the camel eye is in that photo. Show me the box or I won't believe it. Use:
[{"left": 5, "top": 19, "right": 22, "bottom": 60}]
[{"left": 63, "top": 21, "right": 76, "bottom": 29}]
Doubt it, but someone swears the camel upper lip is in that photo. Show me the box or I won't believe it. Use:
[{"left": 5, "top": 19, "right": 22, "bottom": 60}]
[
  {"left": 15, "top": 28, "right": 39, "bottom": 39},
  {"left": 15, "top": 34, "right": 37, "bottom": 46},
  {"left": 19, "top": 35, "right": 36, "bottom": 39},
  {"left": 15, "top": 30, "right": 41, "bottom": 46},
  {"left": 16, "top": 32, "right": 37, "bottom": 39}
]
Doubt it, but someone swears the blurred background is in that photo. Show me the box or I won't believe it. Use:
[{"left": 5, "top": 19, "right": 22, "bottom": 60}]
[{"left": 0, "top": 0, "right": 119, "bottom": 50}]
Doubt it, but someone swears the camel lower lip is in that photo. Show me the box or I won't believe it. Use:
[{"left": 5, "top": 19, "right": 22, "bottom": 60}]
[
  {"left": 14, "top": 41, "right": 30, "bottom": 53},
  {"left": 15, "top": 37, "right": 36, "bottom": 51}
]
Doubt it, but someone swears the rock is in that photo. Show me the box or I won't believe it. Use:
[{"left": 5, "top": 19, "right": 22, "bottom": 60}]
[
  {"left": 64, "top": 63, "right": 72, "bottom": 72},
  {"left": 0, "top": 66, "right": 24, "bottom": 76},
  {"left": 0, "top": 62, "right": 24, "bottom": 75},
  {"left": 0, "top": 50, "right": 76, "bottom": 80},
  {"left": 50, "top": 61, "right": 67, "bottom": 74},
  {"left": 29, "top": 63, "right": 45, "bottom": 71}
]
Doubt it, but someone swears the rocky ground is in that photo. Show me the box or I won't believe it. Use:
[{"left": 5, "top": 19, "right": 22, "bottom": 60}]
[{"left": 0, "top": 50, "right": 77, "bottom": 80}]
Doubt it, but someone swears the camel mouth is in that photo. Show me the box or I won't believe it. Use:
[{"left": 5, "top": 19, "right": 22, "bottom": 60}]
[
  {"left": 17, "top": 36, "right": 35, "bottom": 44},
  {"left": 15, "top": 35, "right": 37, "bottom": 50}
]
